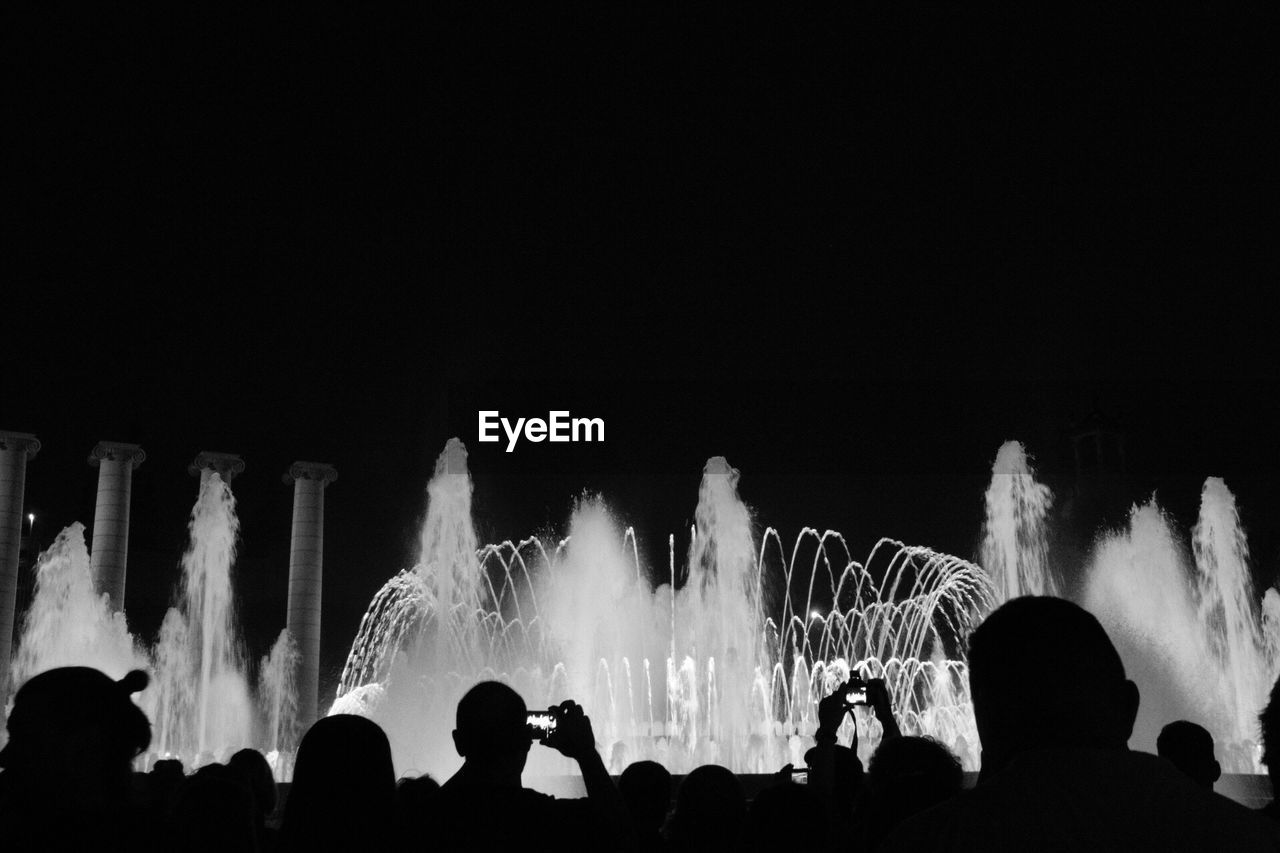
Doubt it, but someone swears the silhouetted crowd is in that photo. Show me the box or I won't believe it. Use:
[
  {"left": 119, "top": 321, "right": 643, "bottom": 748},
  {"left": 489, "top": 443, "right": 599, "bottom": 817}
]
[{"left": 3, "top": 597, "right": 1280, "bottom": 851}]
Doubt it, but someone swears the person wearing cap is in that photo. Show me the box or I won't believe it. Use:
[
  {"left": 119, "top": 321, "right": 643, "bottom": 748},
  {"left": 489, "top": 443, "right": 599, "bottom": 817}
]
[{"left": 0, "top": 666, "right": 155, "bottom": 852}]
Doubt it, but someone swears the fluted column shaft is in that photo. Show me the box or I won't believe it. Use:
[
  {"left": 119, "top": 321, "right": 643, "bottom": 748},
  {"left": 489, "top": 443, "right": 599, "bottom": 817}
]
[
  {"left": 285, "top": 461, "right": 337, "bottom": 731},
  {"left": 89, "top": 442, "right": 145, "bottom": 613},
  {"left": 0, "top": 432, "right": 40, "bottom": 703}
]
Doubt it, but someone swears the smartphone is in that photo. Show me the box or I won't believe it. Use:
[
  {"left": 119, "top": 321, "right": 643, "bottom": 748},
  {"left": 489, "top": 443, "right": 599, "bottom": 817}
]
[
  {"left": 790, "top": 766, "right": 810, "bottom": 784},
  {"left": 845, "top": 679, "right": 868, "bottom": 706},
  {"left": 526, "top": 710, "right": 557, "bottom": 741}
]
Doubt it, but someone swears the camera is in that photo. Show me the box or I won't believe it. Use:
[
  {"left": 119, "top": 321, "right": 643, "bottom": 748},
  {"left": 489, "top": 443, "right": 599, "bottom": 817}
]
[
  {"left": 526, "top": 708, "right": 560, "bottom": 743},
  {"left": 844, "top": 676, "right": 868, "bottom": 706}
]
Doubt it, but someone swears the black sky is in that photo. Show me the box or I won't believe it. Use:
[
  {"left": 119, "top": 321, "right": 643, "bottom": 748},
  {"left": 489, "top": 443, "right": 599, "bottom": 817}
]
[{"left": 6, "top": 6, "right": 1279, "bottom": 699}]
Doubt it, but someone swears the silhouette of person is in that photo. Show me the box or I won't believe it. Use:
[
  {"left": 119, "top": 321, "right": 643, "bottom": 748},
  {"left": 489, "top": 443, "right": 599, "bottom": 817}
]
[
  {"left": 881, "top": 596, "right": 1278, "bottom": 852},
  {"left": 1258, "top": 675, "right": 1280, "bottom": 822},
  {"left": 0, "top": 666, "right": 155, "bottom": 852},
  {"left": 797, "top": 674, "right": 890, "bottom": 838},
  {"left": 172, "top": 763, "right": 260, "bottom": 853},
  {"left": 664, "top": 764, "right": 746, "bottom": 853},
  {"left": 278, "top": 714, "right": 396, "bottom": 853},
  {"left": 148, "top": 757, "right": 187, "bottom": 818},
  {"left": 745, "top": 779, "right": 823, "bottom": 853},
  {"left": 394, "top": 771, "right": 440, "bottom": 838},
  {"left": 1157, "top": 721, "right": 1221, "bottom": 790},
  {"left": 229, "top": 747, "right": 280, "bottom": 851},
  {"left": 859, "top": 735, "right": 964, "bottom": 850},
  {"left": 619, "top": 760, "right": 672, "bottom": 851},
  {"left": 416, "top": 681, "right": 629, "bottom": 852}
]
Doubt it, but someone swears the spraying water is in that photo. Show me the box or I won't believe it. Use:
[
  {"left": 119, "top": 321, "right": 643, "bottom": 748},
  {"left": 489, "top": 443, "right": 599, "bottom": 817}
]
[
  {"left": 149, "top": 472, "right": 254, "bottom": 761},
  {"left": 258, "top": 628, "right": 300, "bottom": 776},
  {"left": 10, "top": 523, "right": 150, "bottom": 685},
  {"left": 10, "top": 471, "right": 295, "bottom": 773},
  {"left": 334, "top": 440, "right": 993, "bottom": 777},
  {"left": 981, "top": 441, "right": 1054, "bottom": 600}
]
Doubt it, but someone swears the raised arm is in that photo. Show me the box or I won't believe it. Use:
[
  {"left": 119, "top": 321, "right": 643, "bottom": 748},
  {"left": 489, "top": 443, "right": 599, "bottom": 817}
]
[{"left": 545, "top": 700, "right": 631, "bottom": 840}]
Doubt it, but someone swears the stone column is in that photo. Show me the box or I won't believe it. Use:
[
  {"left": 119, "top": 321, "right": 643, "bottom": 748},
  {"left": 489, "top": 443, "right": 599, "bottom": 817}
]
[
  {"left": 189, "top": 451, "right": 245, "bottom": 485},
  {"left": 0, "top": 431, "right": 40, "bottom": 702},
  {"left": 283, "top": 461, "right": 337, "bottom": 731},
  {"left": 88, "top": 442, "right": 146, "bottom": 613}
]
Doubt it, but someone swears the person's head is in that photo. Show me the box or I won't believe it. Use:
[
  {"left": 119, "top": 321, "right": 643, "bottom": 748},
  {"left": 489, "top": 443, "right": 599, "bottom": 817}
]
[
  {"left": 395, "top": 772, "right": 440, "bottom": 814},
  {"left": 667, "top": 764, "right": 746, "bottom": 852},
  {"left": 281, "top": 715, "right": 396, "bottom": 852},
  {"left": 863, "top": 736, "right": 964, "bottom": 848},
  {"left": 1260, "top": 676, "right": 1280, "bottom": 787},
  {"left": 0, "top": 667, "right": 151, "bottom": 806},
  {"left": 452, "top": 681, "right": 530, "bottom": 776},
  {"left": 1157, "top": 721, "right": 1220, "bottom": 789},
  {"left": 619, "top": 760, "right": 672, "bottom": 835},
  {"left": 228, "top": 747, "right": 278, "bottom": 818},
  {"left": 802, "top": 742, "right": 864, "bottom": 819},
  {"left": 151, "top": 757, "right": 185, "bottom": 781},
  {"left": 173, "top": 765, "right": 259, "bottom": 853},
  {"left": 967, "top": 596, "right": 1138, "bottom": 774},
  {"left": 746, "top": 782, "right": 823, "bottom": 853}
]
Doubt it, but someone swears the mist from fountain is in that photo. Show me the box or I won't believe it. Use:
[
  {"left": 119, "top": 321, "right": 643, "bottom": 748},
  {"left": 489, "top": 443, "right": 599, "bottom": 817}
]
[{"left": 333, "top": 440, "right": 994, "bottom": 778}]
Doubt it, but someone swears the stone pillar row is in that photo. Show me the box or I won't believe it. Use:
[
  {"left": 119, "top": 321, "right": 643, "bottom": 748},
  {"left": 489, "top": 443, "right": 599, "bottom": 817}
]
[
  {"left": 0, "top": 432, "right": 40, "bottom": 703},
  {"left": 89, "top": 442, "right": 146, "bottom": 614},
  {"left": 1, "top": 434, "right": 336, "bottom": 725},
  {"left": 284, "top": 461, "right": 339, "bottom": 730}
]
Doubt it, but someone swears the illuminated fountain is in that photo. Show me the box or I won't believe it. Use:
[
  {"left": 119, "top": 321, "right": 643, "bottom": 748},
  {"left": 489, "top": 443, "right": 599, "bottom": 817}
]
[
  {"left": 1083, "top": 481, "right": 1280, "bottom": 770},
  {"left": 333, "top": 439, "right": 994, "bottom": 777},
  {"left": 10, "top": 470, "right": 298, "bottom": 772},
  {"left": 986, "top": 440, "right": 1280, "bottom": 771},
  {"left": 14, "top": 430, "right": 1277, "bottom": 780}
]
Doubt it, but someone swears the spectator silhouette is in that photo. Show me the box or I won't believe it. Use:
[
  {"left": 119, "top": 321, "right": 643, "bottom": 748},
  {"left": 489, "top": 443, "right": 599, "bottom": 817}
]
[
  {"left": 746, "top": 780, "right": 823, "bottom": 853},
  {"left": 801, "top": 675, "right": 888, "bottom": 838},
  {"left": 1258, "top": 675, "right": 1280, "bottom": 822},
  {"left": 172, "top": 763, "right": 260, "bottom": 853},
  {"left": 859, "top": 735, "right": 963, "bottom": 850},
  {"left": 230, "top": 747, "right": 280, "bottom": 850},
  {"left": 147, "top": 756, "right": 186, "bottom": 822},
  {"left": 665, "top": 764, "right": 746, "bottom": 853},
  {"left": 0, "top": 666, "right": 155, "bottom": 852},
  {"left": 394, "top": 771, "right": 440, "bottom": 836},
  {"left": 1157, "top": 721, "right": 1221, "bottom": 790},
  {"left": 881, "top": 596, "right": 1277, "bottom": 852},
  {"left": 279, "top": 714, "right": 396, "bottom": 853},
  {"left": 416, "top": 681, "right": 628, "bottom": 852},
  {"left": 619, "top": 760, "right": 672, "bottom": 851}
]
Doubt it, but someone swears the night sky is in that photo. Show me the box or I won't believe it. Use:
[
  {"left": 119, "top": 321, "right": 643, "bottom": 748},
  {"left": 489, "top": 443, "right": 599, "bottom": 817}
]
[{"left": 6, "top": 7, "right": 1278, "bottom": 701}]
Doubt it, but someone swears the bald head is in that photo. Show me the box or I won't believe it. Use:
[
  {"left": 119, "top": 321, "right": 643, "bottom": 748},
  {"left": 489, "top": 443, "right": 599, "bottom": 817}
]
[
  {"left": 968, "top": 597, "right": 1138, "bottom": 773},
  {"left": 453, "top": 681, "right": 530, "bottom": 767}
]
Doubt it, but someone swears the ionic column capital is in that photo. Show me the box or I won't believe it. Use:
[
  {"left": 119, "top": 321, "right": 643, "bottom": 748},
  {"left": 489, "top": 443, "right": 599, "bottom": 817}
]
[
  {"left": 89, "top": 441, "right": 146, "bottom": 469},
  {"left": 283, "top": 461, "right": 338, "bottom": 486},
  {"left": 0, "top": 431, "right": 40, "bottom": 459},
  {"left": 189, "top": 451, "right": 245, "bottom": 482}
]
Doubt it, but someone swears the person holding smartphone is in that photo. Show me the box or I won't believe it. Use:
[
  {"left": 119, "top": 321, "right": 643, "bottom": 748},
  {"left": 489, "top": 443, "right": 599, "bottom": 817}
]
[
  {"left": 795, "top": 673, "right": 901, "bottom": 844},
  {"left": 414, "top": 681, "right": 629, "bottom": 852}
]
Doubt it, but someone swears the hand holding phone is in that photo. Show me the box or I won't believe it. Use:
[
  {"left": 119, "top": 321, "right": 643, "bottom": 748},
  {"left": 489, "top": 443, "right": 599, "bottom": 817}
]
[
  {"left": 526, "top": 709, "right": 559, "bottom": 743},
  {"left": 844, "top": 676, "right": 869, "bottom": 706}
]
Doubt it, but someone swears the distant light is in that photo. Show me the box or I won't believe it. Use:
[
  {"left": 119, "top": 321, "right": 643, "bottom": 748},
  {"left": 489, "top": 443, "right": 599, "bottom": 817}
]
[
  {"left": 811, "top": 610, "right": 822, "bottom": 619},
  {"left": 27, "top": 513, "right": 34, "bottom": 525}
]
